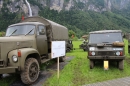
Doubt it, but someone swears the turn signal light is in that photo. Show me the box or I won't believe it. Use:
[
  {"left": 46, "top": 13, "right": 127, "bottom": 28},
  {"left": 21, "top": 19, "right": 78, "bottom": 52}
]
[
  {"left": 89, "top": 52, "right": 92, "bottom": 56},
  {"left": 17, "top": 50, "right": 21, "bottom": 57},
  {"left": 89, "top": 52, "right": 95, "bottom": 56},
  {"left": 120, "top": 51, "right": 123, "bottom": 56}
]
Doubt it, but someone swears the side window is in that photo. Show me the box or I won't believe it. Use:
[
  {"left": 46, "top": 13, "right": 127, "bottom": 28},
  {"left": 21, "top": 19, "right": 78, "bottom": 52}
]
[{"left": 37, "top": 25, "right": 46, "bottom": 35}]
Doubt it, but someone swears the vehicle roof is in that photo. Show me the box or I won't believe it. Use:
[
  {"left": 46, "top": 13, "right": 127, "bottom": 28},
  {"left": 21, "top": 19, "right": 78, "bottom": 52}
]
[
  {"left": 8, "top": 22, "right": 44, "bottom": 27},
  {"left": 89, "top": 30, "right": 122, "bottom": 34},
  {"left": 21, "top": 16, "right": 67, "bottom": 30}
]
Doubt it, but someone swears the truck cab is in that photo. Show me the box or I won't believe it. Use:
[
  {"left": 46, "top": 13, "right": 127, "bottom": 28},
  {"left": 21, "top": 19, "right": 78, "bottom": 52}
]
[{"left": 6, "top": 22, "right": 48, "bottom": 55}]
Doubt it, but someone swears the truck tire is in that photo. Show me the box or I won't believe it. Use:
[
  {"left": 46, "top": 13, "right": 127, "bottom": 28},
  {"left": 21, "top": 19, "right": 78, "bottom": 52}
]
[
  {"left": 60, "top": 56, "right": 66, "bottom": 62},
  {"left": 0, "top": 74, "right": 2, "bottom": 78},
  {"left": 90, "top": 60, "right": 94, "bottom": 69},
  {"left": 66, "top": 48, "right": 70, "bottom": 52},
  {"left": 83, "top": 48, "right": 86, "bottom": 51},
  {"left": 21, "top": 58, "right": 39, "bottom": 84},
  {"left": 118, "top": 60, "right": 124, "bottom": 70},
  {"left": 116, "top": 61, "right": 119, "bottom": 68}
]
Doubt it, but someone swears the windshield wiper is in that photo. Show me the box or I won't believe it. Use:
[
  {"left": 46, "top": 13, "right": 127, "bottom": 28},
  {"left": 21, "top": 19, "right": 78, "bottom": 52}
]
[
  {"left": 25, "top": 28, "right": 34, "bottom": 36},
  {"left": 9, "top": 29, "right": 17, "bottom": 37}
]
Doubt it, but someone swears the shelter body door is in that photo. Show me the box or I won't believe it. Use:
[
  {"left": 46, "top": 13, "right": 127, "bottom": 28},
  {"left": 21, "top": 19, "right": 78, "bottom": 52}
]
[{"left": 36, "top": 25, "right": 48, "bottom": 55}]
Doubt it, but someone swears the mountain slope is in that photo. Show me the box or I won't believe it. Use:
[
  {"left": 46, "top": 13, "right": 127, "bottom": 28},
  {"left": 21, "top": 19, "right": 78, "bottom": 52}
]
[
  {"left": 0, "top": 0, "right": 130, "bottom": 16},
  {"left": 39, "top": 8, "right": 130, "bottom": 37},
  {"left": 0, "top": 0, "right": 130, "bottom": 38}
]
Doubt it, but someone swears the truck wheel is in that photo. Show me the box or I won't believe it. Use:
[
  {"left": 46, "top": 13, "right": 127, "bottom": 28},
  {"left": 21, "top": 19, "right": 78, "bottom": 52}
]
[
  {"left": 66, "top": 48, "right": 70, "bottom": 52},
  {"left": 0, "top": 74, "right": 2, "bottom": 78},
  {"left": 21, "top": 58, "right": 39, "bottom": 84},
  {"left": 60, "top": 56, "right": 66, "bottom": 62},
  {"left": 116, "top": 61, "right": 119, "bottom": 68},
  {"left": 90, "top": 60, "right": 94, "bottom": 69},
  {"left": 118, "top": 60, "right": 124, "bottom": 70},
  {"left": 83, "top": 49, "right": 86, "bottom": 51}
]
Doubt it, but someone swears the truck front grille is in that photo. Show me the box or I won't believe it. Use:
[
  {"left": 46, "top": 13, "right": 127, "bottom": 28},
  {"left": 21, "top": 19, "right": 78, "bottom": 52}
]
[
  {"left": 98, "top": 52, "right": 114, "bottom": 56},
  {"left": 0, "top": 60, "right": 4, "bottom": 67}
]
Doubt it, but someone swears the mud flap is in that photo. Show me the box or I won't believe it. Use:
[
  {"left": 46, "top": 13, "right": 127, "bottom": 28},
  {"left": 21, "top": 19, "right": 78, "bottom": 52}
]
[{"left": 104, "top": 60, "right": 109, "bottom": 70}]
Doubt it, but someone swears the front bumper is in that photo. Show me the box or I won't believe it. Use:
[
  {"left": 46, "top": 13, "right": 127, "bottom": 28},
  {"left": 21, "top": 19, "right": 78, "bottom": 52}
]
[
  {"left": 88, "top": 56, "right": 125, "bottom": 60},
  {"left": 0, "top": 67, "right": 18, "bottom": 74}
]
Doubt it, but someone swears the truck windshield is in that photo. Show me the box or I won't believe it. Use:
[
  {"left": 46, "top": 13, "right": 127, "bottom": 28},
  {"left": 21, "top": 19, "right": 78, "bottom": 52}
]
[
  {"left": 5, "top": 24, "right": 35, "bottom": 36},
  {"left": 89, "top": 33, "right": 123, "bottom": 43}
]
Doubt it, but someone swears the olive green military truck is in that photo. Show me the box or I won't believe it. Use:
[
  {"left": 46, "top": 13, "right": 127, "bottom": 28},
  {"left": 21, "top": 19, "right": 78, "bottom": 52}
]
[
  {"left": 66, "top": 40, "right": 73, "bottom": 52},
  {"left": 0, "top": 16, "right": 68, "bottom": 84},
  {"left": 79, "top": 41, "right": 88, "bottom": 51},
  {"left": 87, "top": 30, "right": 125, "bottom": 70},
  {"left": 79, "top": 35, "right": 88, "bottom": 51}
]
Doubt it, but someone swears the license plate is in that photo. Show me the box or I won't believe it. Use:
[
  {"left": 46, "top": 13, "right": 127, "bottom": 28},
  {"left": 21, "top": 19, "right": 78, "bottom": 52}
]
[{"left": 104, "top": 60, "right": 109, "bottom": 70}]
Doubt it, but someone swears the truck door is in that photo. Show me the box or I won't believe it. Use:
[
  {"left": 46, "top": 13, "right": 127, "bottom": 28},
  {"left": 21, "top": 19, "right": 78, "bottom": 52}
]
[{"left": 36, "top": 25, "right": 48, "bottom": 55}]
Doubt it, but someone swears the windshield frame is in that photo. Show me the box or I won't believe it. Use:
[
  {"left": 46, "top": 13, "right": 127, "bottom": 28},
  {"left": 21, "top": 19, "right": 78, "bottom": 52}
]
[
  {"left": 88, "top": 32, "right": 123, "bottom": 44},
  {"left": 5, "top": 24, "right": 36, "bottom": 36}
]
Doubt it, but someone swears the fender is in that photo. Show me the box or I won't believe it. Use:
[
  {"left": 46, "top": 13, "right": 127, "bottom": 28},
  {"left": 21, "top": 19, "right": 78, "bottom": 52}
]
[{"left": 8, "top": 48, "right": 40, "bottom": 71}]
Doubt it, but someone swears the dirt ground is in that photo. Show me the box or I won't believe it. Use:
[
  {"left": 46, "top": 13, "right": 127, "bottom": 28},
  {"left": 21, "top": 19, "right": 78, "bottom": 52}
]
[{"left": 9, "top": 57, "right": 74, "bottom": 86}]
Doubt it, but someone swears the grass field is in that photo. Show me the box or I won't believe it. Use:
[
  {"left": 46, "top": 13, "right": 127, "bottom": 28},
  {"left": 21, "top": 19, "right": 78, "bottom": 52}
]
[
  {"left": 43, "top": 39, "right": 130, "bottom": 86},
  {"left": 0, "top": 40, "right": 130, "bottom": 86}
]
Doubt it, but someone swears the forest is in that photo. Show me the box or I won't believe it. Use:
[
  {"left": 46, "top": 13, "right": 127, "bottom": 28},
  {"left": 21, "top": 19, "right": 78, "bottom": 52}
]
[
  {"left": 39, "top": 7, "right": 130, "bottom": 39},
  {"left": 0, "top": 2, "right": 130, "bottom": 39}
]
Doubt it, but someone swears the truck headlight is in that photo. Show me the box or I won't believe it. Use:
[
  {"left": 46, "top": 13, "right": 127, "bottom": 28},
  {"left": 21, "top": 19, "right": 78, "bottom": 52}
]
[
  {"left": 12, "top": 55, "right": 18, "bottom": 62},
  {"left": 116, "top": 51, "right": 120, "bottom": 56},
  {"left": 91, "top": 52, "right": 95, "bottom": 56}
]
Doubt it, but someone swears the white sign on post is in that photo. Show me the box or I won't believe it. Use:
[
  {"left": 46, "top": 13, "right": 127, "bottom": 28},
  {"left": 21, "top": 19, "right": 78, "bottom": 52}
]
[
  {"left": 51, "top": 41, "right": 66, "bottom": 79},
  {"left": 51, "top": 41, "right": 65, "bottom": 58}
]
